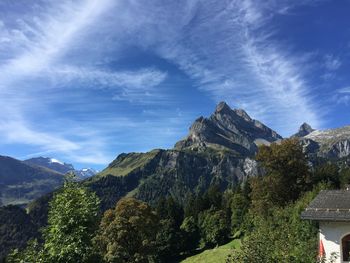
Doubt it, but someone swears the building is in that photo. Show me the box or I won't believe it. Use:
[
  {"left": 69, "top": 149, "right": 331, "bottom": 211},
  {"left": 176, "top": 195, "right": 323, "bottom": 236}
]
[{"left": 301, "top": 189, "right": 350, "bottom": 263}]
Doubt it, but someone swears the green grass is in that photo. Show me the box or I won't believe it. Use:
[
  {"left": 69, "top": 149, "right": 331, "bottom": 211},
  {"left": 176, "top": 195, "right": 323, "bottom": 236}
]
[
  {"left": 181, "top": 239, "right": 241, "bottom": 263},
  {"left": 98, "top": 149, "right": 160, "bottom": 177}
]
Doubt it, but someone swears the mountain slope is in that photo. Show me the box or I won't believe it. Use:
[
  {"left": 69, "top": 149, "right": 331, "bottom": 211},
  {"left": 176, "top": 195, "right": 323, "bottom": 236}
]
[
  {"left": 292, "top": 123, "right": 315, "bottom": 138},
  {"left": 0, "top": 156, "right": 63, "bottom": 206},
  {"left": 24, "top": 157, "right": 74, "bottom": 174},
  {"left": 295, "top": 125, "right": 350, "bottom": 159},
  {"left": 24, "top": 157, "right": 97, "bottom": 179},
  {"left": 85, "top": 102, "right": 276, "bottom": 209}
]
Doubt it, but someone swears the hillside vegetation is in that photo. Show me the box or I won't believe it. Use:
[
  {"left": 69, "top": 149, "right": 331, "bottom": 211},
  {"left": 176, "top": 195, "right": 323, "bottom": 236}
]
[
  {"left": 0, "top": 156, "right": 63, "bottom": 206},
  {"left": 181, "top": 239, "right": 241, "bottom": 263},
  {"left": 6, "top": 139, "right": 350, "bottom": 262}
]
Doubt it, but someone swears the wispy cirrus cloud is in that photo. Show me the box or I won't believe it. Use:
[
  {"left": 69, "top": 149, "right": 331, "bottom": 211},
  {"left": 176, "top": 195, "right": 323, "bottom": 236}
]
[
  {"left": 0, "top": 0, "right": 333, "bottom": 166},
  {"left": 332, "top": 87, "right": 350, "bottom": 105},
  {"left": 0, "top": 0, "right": 172, "bottom": 165},
  {"left": 120, "top": 0, "right": 323, "bottom": 134},
  {"left": 324, "top": 54, "right": 342, "bottom": 71}
]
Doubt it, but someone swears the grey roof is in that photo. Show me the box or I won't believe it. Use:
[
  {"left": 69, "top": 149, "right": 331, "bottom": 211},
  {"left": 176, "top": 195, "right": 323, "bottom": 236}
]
[{"left": 301, "top": 190, "right": 350, "bottom": 221}]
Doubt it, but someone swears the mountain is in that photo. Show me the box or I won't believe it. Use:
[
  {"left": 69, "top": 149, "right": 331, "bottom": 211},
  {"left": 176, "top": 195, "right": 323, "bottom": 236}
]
[
  {"left": 292, "top": 123, "right": 315, "bottom": 138},
  {"left": 75, "top": 168, "right": 99, "bottom": 178},
  {"left": 5, "top": 102, "right": 350, "bottom": 260},
  {"left": 298, "top": 125, "right": 350, "bottom": 159},
  {"left": 24, "top": 157, "right": 74, "bottom": 174},
  {"left": 175, "top": 102, "right": 282, "bottom": 155},
  {"left": 0, "top": 156, "right": 63, "bottom": 206},
  {"left": 24, "top": 157, "right": 98, "bottom": 180},
  {"left": 82, "top": 102, "right": 281, "bottom": 210}
]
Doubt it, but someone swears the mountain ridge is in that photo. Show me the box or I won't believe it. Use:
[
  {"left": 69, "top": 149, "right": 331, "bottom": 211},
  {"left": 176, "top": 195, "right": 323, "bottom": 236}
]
[
  {"left": 175, "top": 101, "right": 282, "bottom": 155},
  {"left": 0, "top": 155, "right": 63, "bottom": 206},
  {"left": 24, "top": 157, "right": 98, "bottom": 179}
]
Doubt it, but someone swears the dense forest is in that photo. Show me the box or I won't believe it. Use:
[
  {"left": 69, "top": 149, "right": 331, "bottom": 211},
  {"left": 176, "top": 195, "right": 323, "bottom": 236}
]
[{"left": 3, "top": 139, "right": 350, "bottom": 262}]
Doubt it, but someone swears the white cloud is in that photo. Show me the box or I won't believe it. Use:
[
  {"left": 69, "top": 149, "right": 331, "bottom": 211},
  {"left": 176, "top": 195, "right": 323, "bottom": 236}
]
[
  {"left": 337, "top": 87, "right": 350, "bottom": 94},
  {"left": 324, "top": 54, "right": 342, "bottom": 71},
  {"left": 122, "top": 0, "right": 322, "bottom": 134},
  {"left": 332, "top": 87, "right": 350, "bottom": 105},
  {"left": 48, "top": 66, "right": 168, "bottom": 102},
  {"left": 0, "top": 0, "right": 328, "bottom": 164},
  {"left": 0, "top": 0, "right": 117, "bottom": 164}
]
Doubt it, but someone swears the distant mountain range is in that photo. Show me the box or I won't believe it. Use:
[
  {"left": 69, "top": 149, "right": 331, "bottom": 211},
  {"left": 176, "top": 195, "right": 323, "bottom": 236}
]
[
  {"left": 0, "top": 156, "right": 97, "bottom": 206},
  {"left": 24, "top": 157, "right": 98, "bottom": 179},
  {"left": 24, "top": 157, "right": 74, "bottom": 174},
  {"left": 0, "top": 156, "right": 63, "bottom": 206}
]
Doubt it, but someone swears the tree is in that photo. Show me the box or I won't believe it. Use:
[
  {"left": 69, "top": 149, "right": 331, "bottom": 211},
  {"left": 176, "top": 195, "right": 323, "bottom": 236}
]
[
  {"left": 340, "top": 167, "right": 350, "bottom": 187},
  {"left": 0, "top": 205, "right": 38, "bottom": 261},
  {"left": 251, "top": 139, "right": 311, "bottom": 215},
  {"left": 155, "top": 197, "right": 185, "bottom": 260},
  {"left": 230, "top": 191, "right": 249, "bottom": 235},
  {"left": 7, "top": 180, "right": 100, "bottom": 263},
  {"left": 94, "top": 198, "right": 159, "bottom": 263},
  {"left": 312, "top": 162, "right": 340, "bottom": 187},
  {"left": 198, "top": 208, "right": 229, "bottom": 247},
  {"left": 180, "top": 216, "right": 200, "bottom": 251},
  {"left": 42, "top": 180, "right": 100, "bottom": 263},
  {"left": 155, "top": 218, "right": 183, "bottom": 260},
  {"left": 7, "top": 239, "right": 45, "bottom": 263},
  {"left": 227, "top": 188, "right": 321, "bottom": 263}
]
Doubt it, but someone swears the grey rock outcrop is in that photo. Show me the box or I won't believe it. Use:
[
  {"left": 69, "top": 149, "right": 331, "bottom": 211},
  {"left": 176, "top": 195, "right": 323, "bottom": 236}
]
[
  {"left": 292, "top": 123, "right": 315, "bottom": 138},
  {"left": 175, "top": 101, "right": 282, "bottom": 156},
  {"left": 297, "top": 125, "right": 350, "bottom": 159}
]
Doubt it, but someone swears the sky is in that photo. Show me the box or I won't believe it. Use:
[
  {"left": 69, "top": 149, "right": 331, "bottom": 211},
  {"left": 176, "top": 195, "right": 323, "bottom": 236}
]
[{"left": 0, "top": 0, "right": 349, "bottom": 170}]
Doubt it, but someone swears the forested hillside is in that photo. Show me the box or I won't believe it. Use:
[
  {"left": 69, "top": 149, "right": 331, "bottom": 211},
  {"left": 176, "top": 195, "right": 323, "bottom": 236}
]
[
  {"left": 3, "top": 139, "right": 350, "bottom": 262},
  {"left": 2, "top": 103, "right": 350, "bottom": 262}
]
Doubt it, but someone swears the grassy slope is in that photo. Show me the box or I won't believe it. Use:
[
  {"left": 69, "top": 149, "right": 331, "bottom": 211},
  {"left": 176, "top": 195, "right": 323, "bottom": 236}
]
[
  {"left": 98, "top": 149, "right": 160, "bottom": 177},
  {"left": 181, "top": 239, "right": 241, "bottom": 263}
]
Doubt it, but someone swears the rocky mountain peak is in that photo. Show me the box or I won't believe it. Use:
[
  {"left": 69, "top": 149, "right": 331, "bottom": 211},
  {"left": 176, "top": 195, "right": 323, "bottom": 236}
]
[
  {"left": 292, "top": 122, "right": 315, "bottom": 138},
  {"left": 300, "top": 122, "right": 314, "bottom": 133},
  {"left": 215, "top": 101, "right": 231, "bottom": 113},
  {"left": 175, "top": 102, "right": 282, "bottom": 155},
  {"left": 233, "top": 109, "right": 252, "bottom": 122}
]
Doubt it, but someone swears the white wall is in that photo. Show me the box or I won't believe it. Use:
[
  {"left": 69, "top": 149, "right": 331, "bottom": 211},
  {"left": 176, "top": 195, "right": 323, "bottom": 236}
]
[{"left": 320, "top": 221, "right": 350, "bottom": 263}]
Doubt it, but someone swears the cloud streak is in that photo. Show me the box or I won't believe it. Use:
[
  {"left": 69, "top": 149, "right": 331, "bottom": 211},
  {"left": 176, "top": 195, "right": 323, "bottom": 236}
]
[
  {"left": 0, "top": 0, "right": 330, "bottom": 166},
  {"left": 128, "top": 0, "right": 323, "bottom": 134},
  {"left": 332, "top": 87, "right": 350, "bottom": 105}
]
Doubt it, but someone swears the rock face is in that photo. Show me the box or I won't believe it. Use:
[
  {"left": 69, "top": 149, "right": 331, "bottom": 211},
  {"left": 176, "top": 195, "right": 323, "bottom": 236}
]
[
  {"left": 292, "top": 123, "right": 315, "bottom": 138},
  {"left": 296, "top": 125, "right": 350, "bottom": 159},
  {"left": 87, "top": 102, "right": 273, "bottom": 208},
  {"left": 175, "top": 102, "right": 282, "bottom": 155},
  {"left": 87, "top": 148, "right": 261, "bottom": 209}
]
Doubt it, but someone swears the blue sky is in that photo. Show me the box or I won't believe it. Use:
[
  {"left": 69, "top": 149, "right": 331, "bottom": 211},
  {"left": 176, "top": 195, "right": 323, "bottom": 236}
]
[{"left": 0, "top": 0, "right": 349, "bottom": 170}]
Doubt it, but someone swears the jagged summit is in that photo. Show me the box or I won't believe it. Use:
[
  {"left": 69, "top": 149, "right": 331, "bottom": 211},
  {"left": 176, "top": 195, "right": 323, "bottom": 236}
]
[
  {"left": 215, "top": 101, "right": 231, "bottom": 113},
  {"left": 215, "top": 102, "right": 251, "bottom": 121},
  {"left": 292, "top": 122, "right": 315, "bottom": 138},
  {"left": 233, "top": 108, "right": 252, "bottom": 122},
  {"left": 175, "top": 102, "right": 282, "bottom": 155}
]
